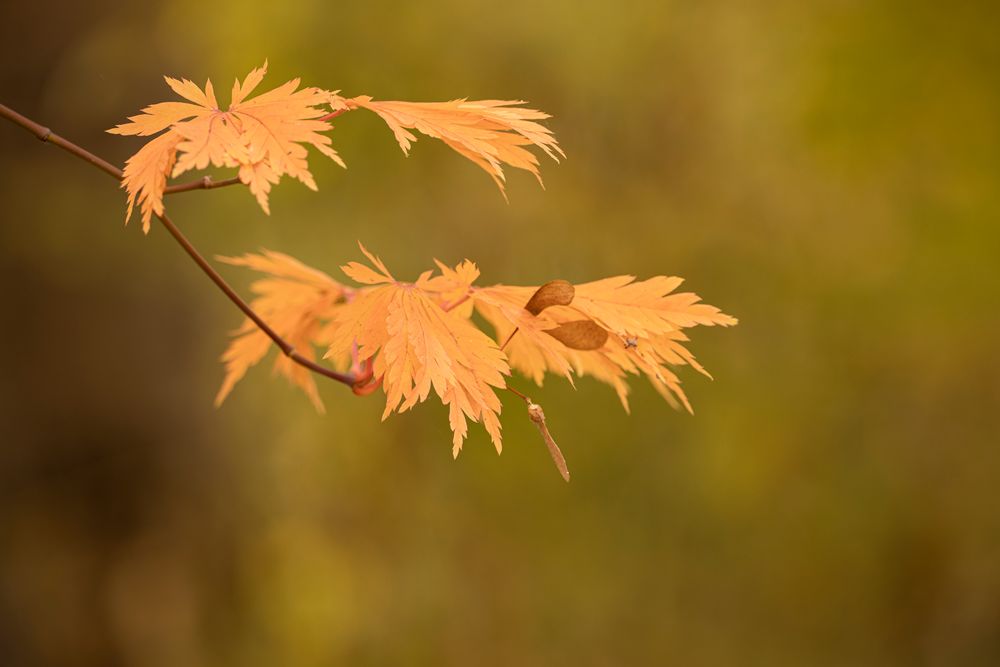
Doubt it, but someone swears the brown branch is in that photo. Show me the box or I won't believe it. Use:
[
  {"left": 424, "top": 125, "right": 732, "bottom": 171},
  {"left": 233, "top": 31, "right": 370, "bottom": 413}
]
[
  {"left": 0, "top": 104, "right": 123, "bottom": 180},
  {"left": 0, "top": 102, "right": 359, "bottom": 389}
]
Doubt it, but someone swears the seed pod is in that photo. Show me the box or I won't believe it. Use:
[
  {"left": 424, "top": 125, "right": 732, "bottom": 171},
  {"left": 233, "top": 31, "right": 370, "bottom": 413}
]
[
  {"left": 527, "top": 402, "right": 570, "bottom": 482},
  {"left": 545, "top": 320, "right": 609, "bottom": 350},
  {"left": 524, "top": 279, "right": 574, "bottom": 315}
]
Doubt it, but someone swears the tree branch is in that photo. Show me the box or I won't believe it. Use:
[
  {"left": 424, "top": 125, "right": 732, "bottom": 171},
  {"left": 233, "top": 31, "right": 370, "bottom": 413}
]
[
  {"left": 164, "top": 175, "right": 243, "bottom": 195},
  {"left": 0, "top": 104, "right": 123, "bottom": 180},
  {"left": 0, "top": 102, "right": 360, "bottom": 389}
]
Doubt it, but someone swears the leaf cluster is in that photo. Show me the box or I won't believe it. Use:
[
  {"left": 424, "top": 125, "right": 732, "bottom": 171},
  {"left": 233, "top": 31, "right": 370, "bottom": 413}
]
[
  {"left": 109, "top": 62, "right": 561, "bottom": 231},
  {"left": 217, "top": 246, "right": 736, "bottom": 456}
]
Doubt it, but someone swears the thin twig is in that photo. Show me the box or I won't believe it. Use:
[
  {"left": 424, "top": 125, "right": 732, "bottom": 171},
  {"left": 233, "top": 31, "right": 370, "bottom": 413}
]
[
  {"left": 156, "top": 210, "right": 356, "bottom": 385},
  {"left": 0, "top": 104, "right": 123, "bottom": 180},
  {"left": 504, "top": 384, "right": 531, "bottom": 404},
  {"left": 0, "top": 102, "right": 359, "bottom": 389},
  {"left": 164, "top": 175, "right": 243, "bottom": 195}
]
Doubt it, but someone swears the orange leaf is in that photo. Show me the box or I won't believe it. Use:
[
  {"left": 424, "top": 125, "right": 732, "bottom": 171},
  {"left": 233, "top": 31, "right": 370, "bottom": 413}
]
[
  {"left": 348, "top": 96, "right": 563, "bottom": 198},
  {"left": 117, "top": 132, "right": 181, "bottom": 233},
  {"left": 328, "top": 249, "right": 509, "bottom": 456},
  {"left": 474, "top": 274, "right": 736, "bottom": 413},
  {"left": 571, "top": 275, "right": 738, "bottom": 338},
  {"left": 215, "top": 250, "right": 346, "bottom": 410},
  {"left": 109, "top": 61, "right": 345, "bottom": 231}
]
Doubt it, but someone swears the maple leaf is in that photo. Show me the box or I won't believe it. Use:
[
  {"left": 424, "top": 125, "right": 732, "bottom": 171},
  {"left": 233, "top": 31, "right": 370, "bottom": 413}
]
[
  {"left": 326, "top": 246, "right": 509, "bottom": 457},
  {"left": 109, "top": 61, "right": 344, "bottom": 232},
  {"left": 347, "top": 96, "right": 564, "bottom": 198},
  {"left": 473, "top": 274, "right": 737, "bottom": 413},
  {"left": 215, "top": 250, "right": 347, "bottom": 411},
  {"left": 571, "top": 275, "right": 737, "bottom": 337}
]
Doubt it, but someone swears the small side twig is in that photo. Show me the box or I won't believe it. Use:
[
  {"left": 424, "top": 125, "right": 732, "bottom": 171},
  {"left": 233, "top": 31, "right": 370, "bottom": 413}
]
[
  {"left": 164, "top": 175, "right": 243, "bottom": 195},
  {"left": 318, "top": 108, "right": 348, "bottom": 123}
]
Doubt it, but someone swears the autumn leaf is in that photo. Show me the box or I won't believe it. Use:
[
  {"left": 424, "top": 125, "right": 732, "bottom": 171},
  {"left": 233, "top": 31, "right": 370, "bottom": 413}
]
[
  {"left": 326, "top": 245, "right": 509, "bottom": 457},
  {"left": 347, "top": 96, "right": 564, "bottom": 198},
  {"left": 109, "top": 61, "right": 344, "bottom": 232},
  {"left": 215, "top": 250, "right": 347, "bottom": 411},
  {"left": 571, "top": 275, "right": 737, "bottom": 337},
  {"left": 473, "top": 273, "right": 737, "bottom": 413}
]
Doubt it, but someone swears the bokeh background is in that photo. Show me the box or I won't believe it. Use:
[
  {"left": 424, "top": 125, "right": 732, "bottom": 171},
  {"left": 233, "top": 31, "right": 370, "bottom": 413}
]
[{"left": 2, "top": 1, "right": 999, "bottom": 665}]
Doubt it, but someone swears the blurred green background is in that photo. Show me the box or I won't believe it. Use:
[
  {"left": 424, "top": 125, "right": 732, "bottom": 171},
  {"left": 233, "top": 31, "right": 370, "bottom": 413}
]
[{"left": 2, "top": 1, "right": 999, "bottom": 665}]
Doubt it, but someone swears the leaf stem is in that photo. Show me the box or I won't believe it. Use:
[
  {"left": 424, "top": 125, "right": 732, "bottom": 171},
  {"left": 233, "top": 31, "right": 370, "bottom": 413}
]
[
  {"left": 318, "top": 108, "right": 348, "bottom": 123},
  {"left": 504, "top": 383, "right": 531, "bottom": 404},
  {"left": 440, "top": 293, "right": 471, "bottom": 312},
  {"left": 0, "top": 102, "right": 359, "bottom": 390},
  {"left": 499, "top": 327, "right": 520, "bottom": 351}
]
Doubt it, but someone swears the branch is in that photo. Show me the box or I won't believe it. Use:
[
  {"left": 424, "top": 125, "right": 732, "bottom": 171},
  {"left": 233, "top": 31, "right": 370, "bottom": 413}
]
[
  {"left": 164, "top": 175, "right": 243, "bottom": 195},
  {"left": 0, "top": 104, "right": 123, "bottom": 180},
  {"left": 0, "top": 102, "right": 361, "bottom": 390}
]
